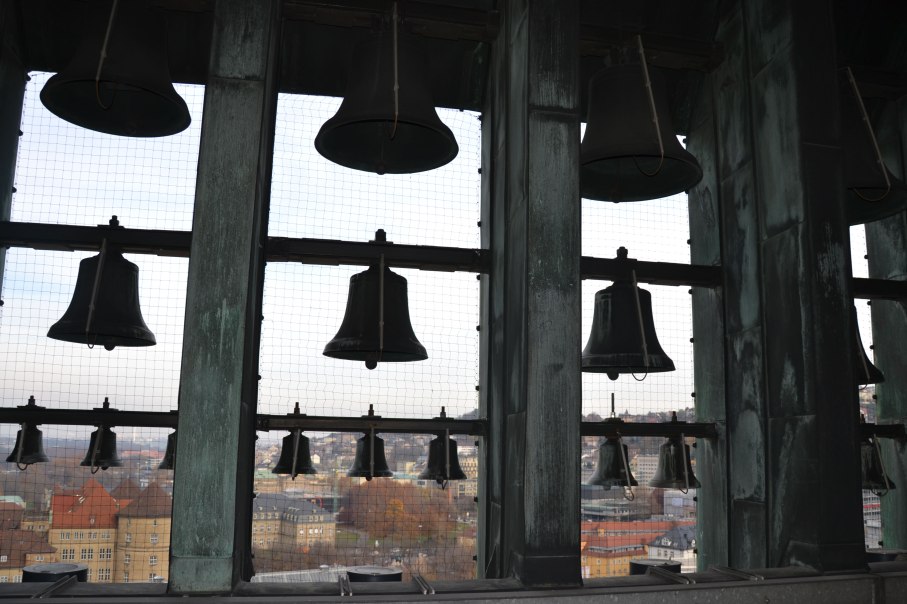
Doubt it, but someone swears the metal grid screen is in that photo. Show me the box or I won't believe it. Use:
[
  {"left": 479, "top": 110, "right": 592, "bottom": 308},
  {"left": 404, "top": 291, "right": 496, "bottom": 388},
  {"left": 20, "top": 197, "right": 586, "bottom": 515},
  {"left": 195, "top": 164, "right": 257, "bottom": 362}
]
[
  {"left": 580, "top": 188, "right": 697, "bottom": 577},
  {"left": 0, "top": 73, "right": 204, "bottom": 584},
  {"left": 254, "top": 93, "right": 481, "bottom": 582}
]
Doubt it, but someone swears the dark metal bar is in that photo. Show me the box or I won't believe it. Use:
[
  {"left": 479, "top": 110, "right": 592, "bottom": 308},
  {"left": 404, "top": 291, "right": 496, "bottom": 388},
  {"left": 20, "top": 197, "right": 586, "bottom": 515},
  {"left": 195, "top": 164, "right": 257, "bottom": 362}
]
[
  {"left": 281, "top": 0, "right": 500, "bottom": 43},
  {"left": 0, "top": 407, "right": 178, "bottom": 428},
  {"left": 581, "top": 256, "right": 722, "bottom": 288},
  {"left": 862, "top": 422, "right": 907, "bottom": 440},
  {"left": 853, "top": 277, "right": 907, "bottom": 301},
  {"left": 267, "top": 236, "right": 489, "bottom": 273},
  {"left": 580, "top": 25, "right": 723, "bottom": 72},
  {"left": 581, "top": 420, "right": 718, "bottom": 439},
  {"left": 0, "top": 221, "right": 191, "bottom": 257},
  {"left": 257, "top": 413, "right": 486, "bottom": 436}
]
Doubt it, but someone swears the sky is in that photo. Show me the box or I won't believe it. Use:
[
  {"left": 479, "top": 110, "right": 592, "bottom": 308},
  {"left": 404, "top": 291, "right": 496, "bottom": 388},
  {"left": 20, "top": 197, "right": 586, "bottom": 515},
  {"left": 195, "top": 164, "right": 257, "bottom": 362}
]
[{"left": 0, "top": 72, "right": 877, "bottom": 442}]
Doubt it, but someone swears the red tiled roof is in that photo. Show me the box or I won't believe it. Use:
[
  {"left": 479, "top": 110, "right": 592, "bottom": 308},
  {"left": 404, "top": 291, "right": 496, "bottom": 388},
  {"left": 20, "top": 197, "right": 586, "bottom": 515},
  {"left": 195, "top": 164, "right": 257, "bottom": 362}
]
[
  {"left": 118, "top": 482, "right": 172, "bottom": 518},
  {"left": 50, "top": 478, "right": 120, "bottom": 529},
  {"left": 110, "top": 478, "right": 142, "bottom": 503},
  {"left": 0, "top": 502, "right": 25, "bottom": 530}
]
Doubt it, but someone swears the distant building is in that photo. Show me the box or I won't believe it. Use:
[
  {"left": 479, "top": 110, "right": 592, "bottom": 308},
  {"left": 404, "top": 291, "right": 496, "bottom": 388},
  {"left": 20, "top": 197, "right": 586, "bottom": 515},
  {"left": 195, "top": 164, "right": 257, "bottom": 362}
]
[
  {"left": 252, "top": 493, "right": 335, "bottom": 552},
  {"left": 115, "top": 482, "right": 172, "bottom": 584},
  {"left": 582, "top": 542, "right": 647, "bottom": 578},
  {"left": 47, "top": 479, "right": 119, "bottom": 583},
  {"left": 0, "top": 530, "right": 56, "bottom": 583},
  {"left": 648, "top": 525, "right": 697, "bottom": 573}
]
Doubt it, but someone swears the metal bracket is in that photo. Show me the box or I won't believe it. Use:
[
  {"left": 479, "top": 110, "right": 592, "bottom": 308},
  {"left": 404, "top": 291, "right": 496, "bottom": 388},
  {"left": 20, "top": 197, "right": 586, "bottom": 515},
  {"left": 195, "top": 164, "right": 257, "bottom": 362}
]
[
  {"left": 414, "top": 574, "right": 435, "bottom": 595},
  {"left": 338, "top": 573, "right": 352, "bottom": 596},
  {"left": 709, "top": 565, "right": 764, "bottom": 581},
  {"left": 32, "top": 574, "right": 78, "bottom": 598},
  {"left": 646, "top": 565, "right": 694, "bottom": 584}
]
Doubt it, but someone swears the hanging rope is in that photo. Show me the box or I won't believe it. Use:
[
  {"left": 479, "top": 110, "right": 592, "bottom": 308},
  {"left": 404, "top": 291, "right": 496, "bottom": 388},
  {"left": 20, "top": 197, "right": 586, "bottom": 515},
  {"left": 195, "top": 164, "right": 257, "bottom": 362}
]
[
  {"left": 634, "top": 35, "right": 665, "bottom": 177},
  {"left": 845, "top": 67, "right": 891, "bottom": 202},
  {"left": 95, "top": 0, "right": 120, "bottom": 109}
]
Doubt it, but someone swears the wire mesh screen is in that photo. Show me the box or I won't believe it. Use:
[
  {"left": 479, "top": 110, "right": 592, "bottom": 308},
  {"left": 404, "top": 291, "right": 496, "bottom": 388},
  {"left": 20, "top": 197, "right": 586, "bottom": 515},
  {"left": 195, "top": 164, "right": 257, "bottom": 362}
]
[
  {"left": 580, "top": 192, "right": 696, "bottom": 577},
  {"left": 0, "top": 74, "right": 202, "bottom": 582},
  {"left": 254, "top": 94, "right": 480, "bottom": 581}
]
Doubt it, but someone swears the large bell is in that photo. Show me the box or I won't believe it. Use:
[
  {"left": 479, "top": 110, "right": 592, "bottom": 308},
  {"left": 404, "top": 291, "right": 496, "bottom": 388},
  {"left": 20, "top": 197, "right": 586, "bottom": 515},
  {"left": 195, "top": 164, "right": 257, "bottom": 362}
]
[
  {"left": 852, "top": 305, "right": 884, "bottom": 385},
  {"left": 840, "top": 70, "right": 907, "bottom": 225},
  {"left": 80, "top": 427, "right": 123, "bottom": 472},
  {"left": 348, "top": 432, "right": 393, "bottom": 481},
  {"left": 650, "top": 435, "right": 700, "bottom": 491},
  {"left": 419, "top": 437, "right": 467, "bottom": 486},
  {"left": 315, "top": 32, "right": 458, "bottom": 174},
  {"left": 48, "top": 230, "right": 155, "bottom": 350},
  {"left": 158, "top": 431, "right": 176, "bottom": 470},
  {"left": 582, "top": 248, "right": 674, "bottom": 379},
  {"left": 324, "top": 234, "right": 427, "bottom": 369},
  {"left": 581, "top": 61, "right": 702, "bottom": 202},
  {"left": 272, "top": 430, "right": 317, "bottom": 479},
  {"left": 40, "top": 0, "right": 190, "bottom": 137},
  {"left": 861, "top": 434, "right": 895, "bottom": 493},
  {"left": 7, "top": 425, "right": 50, "bottom": 468},
  {"left": 587, "top": 437, "right": 638, "bottom": 488}
]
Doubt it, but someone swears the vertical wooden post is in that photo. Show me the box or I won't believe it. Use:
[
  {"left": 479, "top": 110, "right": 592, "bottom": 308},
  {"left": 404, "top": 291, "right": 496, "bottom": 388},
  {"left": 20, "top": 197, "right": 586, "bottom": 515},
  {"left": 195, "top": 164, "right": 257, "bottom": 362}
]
[
  {"left": 481, "top": 0, "right": 581, "bottom": 585},
  {"left": 169, "top": 0, "right": 278, "bottom": 593},
  {"left": 708, "top": 0, "right": 866, "bottom": 570},
  {"left": 0, "top": 3, "right": 25, "bottom": 287}
]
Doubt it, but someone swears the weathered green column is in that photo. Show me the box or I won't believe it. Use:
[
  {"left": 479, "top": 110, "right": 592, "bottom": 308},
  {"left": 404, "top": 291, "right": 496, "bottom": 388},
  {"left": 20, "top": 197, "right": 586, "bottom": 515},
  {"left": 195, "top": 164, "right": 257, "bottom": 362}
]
[
  {"left": 0, "top": 3, "right": 25, "bottom": 286},
  {"left": 866, "top": 97, "right": 907, "bottom": 551},
  {"left": 707, "top": 0, "right": 865, "bottom": 570},
  {"left": 169, "top": 0, "right": 278, "bottom": 593},
  {"left": 480, "top": 0, "right": 582, "bottom": 585}
]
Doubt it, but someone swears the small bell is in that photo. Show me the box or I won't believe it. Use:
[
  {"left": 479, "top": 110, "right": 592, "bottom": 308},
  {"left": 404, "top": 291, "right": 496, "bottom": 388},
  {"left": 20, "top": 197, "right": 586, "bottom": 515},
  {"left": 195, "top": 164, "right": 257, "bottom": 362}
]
[
  {"left": 418, "top": 408, "right": 467, "bottom": 487},
  {"left": 581, "top": 39, "right": 702, "bottom": 202},
  {"left": 47, "top": 217, "right": 155, "bottom": 351},
  {"left": 324, "top": 231, "right": 427, "bottom": 369},
  {"left": 39, "top": 0, "right": 191, "bottom": 137},
  {"left": 650, "top": 413, "right": 700, "bottom": 492},
  {"left": 587, "top": 437, "right": 638, "bottom": 489},
  {"left": 79, "top": 398, "right": 123, "bottom": 473},
  {"left": 861, "top": 417, "right": 895, "bottom": 495},
  {"left": 582, "top": 248, "right": 674, "bottom": 379},
  {"left": 272, "top": 403, "right": 316, "bottom": 479},
  {"left": 158, "top": 431, "right": 176, "bottom": 470},
  {"left": 347, "top": 406, "right": 393, "bottom": 481},
  {"left": 6, "top": 396, "right": 50, "bottom": 470}
]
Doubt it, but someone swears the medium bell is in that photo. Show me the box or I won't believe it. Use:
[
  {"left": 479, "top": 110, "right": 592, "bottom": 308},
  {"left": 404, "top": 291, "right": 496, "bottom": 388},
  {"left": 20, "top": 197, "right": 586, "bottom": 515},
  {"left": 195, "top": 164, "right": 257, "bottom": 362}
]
[
  {"left": 348, "top": 408, "right": 393, "bottom": 481},
  {"left": 80, "top": 427, "right": 123, "bottom": 472},
  {"left": 7, "top": 426, "right": 50, "bottom": 468},
  {"left": 48, "top": 219, "right": 155, "bottom": 350},
  {"left": 40, "top": 0, "right": 190, "bottom": 137},
  {"left": 852, "top": 305, "right": 884, "bottom": 385},
  {"left": 840, "top": 69, "right": 907, "bottom": 225},
  {"left": 324, "top": 232, "right": 427, "bottom": 369},
  {"left": 314, "top": 32, "right": 458, "bottom": 174},
  {"left": 272, "top": 430, "right": 317, "bottom": 479},
  {"left": 650, "top": 434, "right": 700, "bottom": 491},
  {"left": 861, "top": 433, "right": 895, "bottom": 493},
  {"left": 581, "top": 50, "right": 702, "bottom": 202},
  {"left": 6, "top": 396, "right": 50, "bottom": 469},
  {"left": 158, "top": 432, "right": 176, "bottom": 470},
  {"left": 588, "top": 437, "right": 638, "bottom": 488},
  {"left": 582, "top": 248, "right": 674, "bottom": 379}
]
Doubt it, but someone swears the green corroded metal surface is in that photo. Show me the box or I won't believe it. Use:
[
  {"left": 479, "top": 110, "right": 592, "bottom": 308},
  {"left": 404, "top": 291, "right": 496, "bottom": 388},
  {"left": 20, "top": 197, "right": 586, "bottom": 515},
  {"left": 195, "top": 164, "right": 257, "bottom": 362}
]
[{"left": 0, "top": 4, "right": 25, "bottom": 291}]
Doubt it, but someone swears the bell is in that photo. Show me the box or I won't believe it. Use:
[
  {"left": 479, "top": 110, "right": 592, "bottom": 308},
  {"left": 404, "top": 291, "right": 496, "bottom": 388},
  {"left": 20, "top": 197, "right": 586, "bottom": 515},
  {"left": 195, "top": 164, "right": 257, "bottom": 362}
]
[
  {"left": 420, "top": 437, "right": 467, "bottom": 486},
  {"left": 581, "top": 60, "right": 702, "bottom": 202},
  {"left": 587, "top": 437, "right": 638, "bottom": 488},
  {"left": 40, "top": 0, "right": 190, "bottom": 137},
  {"left": 582, "top": 248, "right": 674, "bottom": 379},
  {"left": 272, "top": 430, "right": 317, "bottom": 479},
  {"left": 5, "top": 396, "right": 50, "bottom": 469},
  {"left": 324, "top": 232, "right": 427, "bottom": 369},
  {"left": 48, "top": 223, "right": 156, "bottom": 350},
  {"left": 158, "top": 432, "right": 176, "bottom": 470},
  {"left": 852, "top": 305, "right": 884, "bottom": 385},
  {"left": 650, "top": 435, "right": 700, "bottom": 491},
  {"left": 80, "top": 427, "right": 123, "bottom": 471},
  {"left": 840, "top": 69, "right": 907, "bottom": 225},
  {"left": 7, "top": 425, "right": 50, "bottom": 468},
  {"left": 861, "top": 432, "right": 895, "bottom": 493},
  {"left": 348, "top": 432, "right": 393, "bottom": 480},
  {"left": 314, "top": 32, "right": 458, "bottom": 174}
]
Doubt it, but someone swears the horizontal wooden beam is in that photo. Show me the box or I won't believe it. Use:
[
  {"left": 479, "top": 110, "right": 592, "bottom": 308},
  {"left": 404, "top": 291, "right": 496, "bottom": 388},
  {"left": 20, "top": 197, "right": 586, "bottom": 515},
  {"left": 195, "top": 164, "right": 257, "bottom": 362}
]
[
  {"left": 581, "top": 420, "right": 719, "bottom": 439},
  {"left": 852, "top": 277, "right": 907, "bottom": 300},
  {"left": 580, "top": 25, "right": 724, "bottom": 72},
  {"left": 581, "top": 256, "right": 722, "bottom": 287}
]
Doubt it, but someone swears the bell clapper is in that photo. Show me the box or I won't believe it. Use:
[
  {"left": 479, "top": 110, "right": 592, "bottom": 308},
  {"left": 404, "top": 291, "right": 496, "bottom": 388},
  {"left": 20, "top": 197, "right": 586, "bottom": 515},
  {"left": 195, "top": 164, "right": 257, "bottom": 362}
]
[
  {"left": 634, "top": 35, "right": 665, "bottom": 178},
  {"left": 630, "top": 268, "right": 650, "bottom": 382}
]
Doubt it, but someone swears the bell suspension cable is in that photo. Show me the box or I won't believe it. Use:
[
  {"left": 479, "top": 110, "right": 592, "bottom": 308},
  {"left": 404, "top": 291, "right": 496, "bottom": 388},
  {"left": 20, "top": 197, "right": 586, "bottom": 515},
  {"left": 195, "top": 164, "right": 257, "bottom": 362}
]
[
  {"left": 95, "top": 0, "right": 120, "bottom": 109},
  {"left": 635, "top": 35, "right": 665, "bottom": 177}
]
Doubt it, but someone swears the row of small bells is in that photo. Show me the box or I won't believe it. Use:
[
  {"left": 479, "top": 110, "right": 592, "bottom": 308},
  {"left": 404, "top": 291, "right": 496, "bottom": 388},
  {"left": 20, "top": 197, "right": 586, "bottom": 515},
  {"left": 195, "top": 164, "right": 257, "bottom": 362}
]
[
  {"left": 269, "top": 404, "right": 466, "bottom": 487},
  {"left": 37, "top": 3, "right": 907, "bottom": 218}
]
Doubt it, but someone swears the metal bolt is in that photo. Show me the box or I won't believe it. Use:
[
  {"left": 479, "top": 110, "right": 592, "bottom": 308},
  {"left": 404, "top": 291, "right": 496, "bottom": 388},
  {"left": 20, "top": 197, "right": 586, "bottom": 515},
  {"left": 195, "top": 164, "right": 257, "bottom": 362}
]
[
  {"left": 477, "top": 168, "right": 482, "bottom": 174},
  {"left": 475, "top": 385, "right": 480, "bottom": 391},
  {"left": 476, "top": 325, "right": 481, "bottom": 331},
  {"left": 689, "top": 337, "right": 694, "bottom": 343},
  {"left": 691, "top": 392, "right": 696, "bottom": 398}
]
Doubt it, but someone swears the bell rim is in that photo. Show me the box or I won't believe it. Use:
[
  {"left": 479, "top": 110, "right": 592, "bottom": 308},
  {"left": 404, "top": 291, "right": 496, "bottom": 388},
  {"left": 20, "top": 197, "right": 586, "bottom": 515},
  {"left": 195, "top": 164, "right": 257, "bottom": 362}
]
[
  {"left": 580, "top": 154, "right": 703, "bottom": 202},
  {"left": 46, "top": 329, "right": 157, "bottom": 348},
  {"left": 40, "top": 75, "right": 192, "bottom": 138},
  {"left": 347, "top": 469, "right": 394, "bottom": 478}
]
